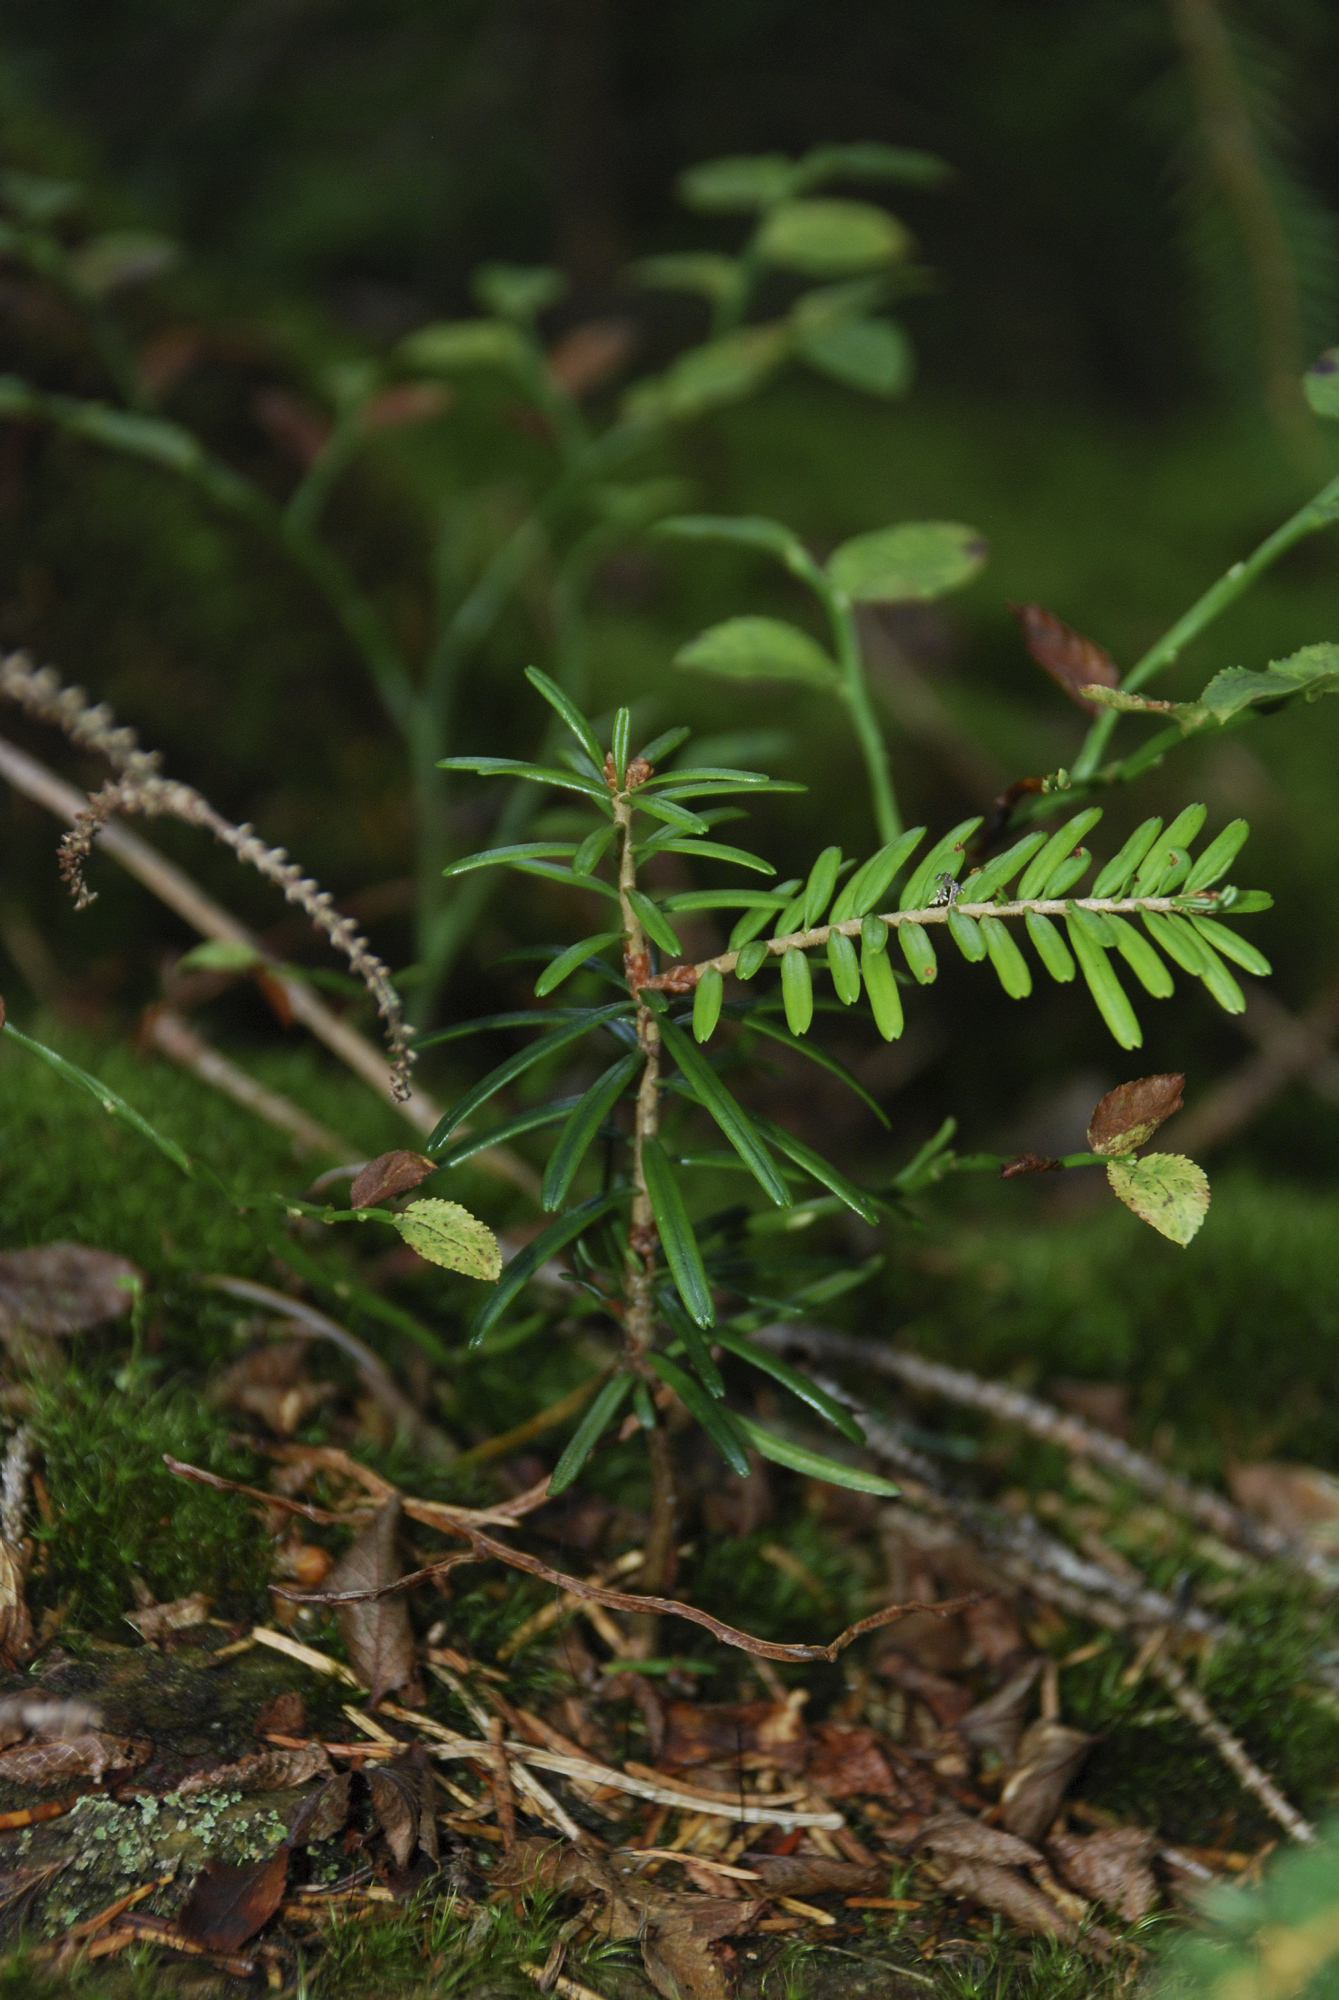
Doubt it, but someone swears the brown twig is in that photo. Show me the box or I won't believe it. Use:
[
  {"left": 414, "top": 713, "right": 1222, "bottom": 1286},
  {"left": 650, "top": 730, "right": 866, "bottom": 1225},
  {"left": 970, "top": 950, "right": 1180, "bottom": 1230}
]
[
  {"left": 144, "top": 1009, "right": 358, "bottom": 1162},
  {"left": 757, "top": 1322, "right": 1337, "bottom": 1585},
  {"left": 1149, "top": 1648, "right": 1316, "bottom": 1843},
  {"left": 488, "top": 1714, "right": 517, "bottom": 1848}
]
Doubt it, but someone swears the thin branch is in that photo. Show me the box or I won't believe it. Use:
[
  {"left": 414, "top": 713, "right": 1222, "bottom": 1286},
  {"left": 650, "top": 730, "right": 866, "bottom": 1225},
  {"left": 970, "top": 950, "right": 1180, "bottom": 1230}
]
[
  {"left": 143, "top": 1008, "right": 358, "bottom": 1163},
  {"left": 645, "top": 895, "right": 1196, "bottom": 989},
  {"left": 758, "top": 1322, "right": 1337, "bottom": 1587},
  {"left": 1150, "top": 1648, "right": 1316, "bottom": 1843}
]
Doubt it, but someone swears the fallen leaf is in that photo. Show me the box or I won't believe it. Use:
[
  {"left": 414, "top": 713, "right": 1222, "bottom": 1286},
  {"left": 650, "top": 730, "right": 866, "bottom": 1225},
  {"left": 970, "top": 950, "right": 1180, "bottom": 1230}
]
[
  {"left": 176, "top": 1743, "right": 331, "bottom": 1796},
  {"left": 641, "top": 1895, "right": 762, "bottom": 2000},
  {"left": 804, "top": 1721, "right": 900, "bottom": 1797},
  {"left": 1049, "top": 1380, "right": 1131, "bottom": 1438},
  {"left": 935, "top": 1857, "right": 1077, "bottom": 1940},
  {"left": 1087, "top": 1074, "right": 1184, "bottom": 1157},
  {"left": 1008, "top": 601, "right": 1120, "bottom": 713},
  {"left": 286, "top": 1770, "right": 353, "bottom": 1847},
  {"left": 211, "top": 1342, "right": 335, "bottom": 1436},
  {"left": 918, "top": 1811, "right": 1042, "bottom": 1869},
  {"left": 0, "top": 1245, "right": 140, "bottom": 1337},
  {"left": 0, "top": 1697, "right": 101, "bottom": 1749},
  {"left": 254, "top": 1691, "right": 306, "bottom": 1739},
  {"left": 367, "top": 1747, "right": 438, "bottom": 1869},
  {"left": 736, "top": 1851, "right": 881, "bottom": 1897},
  {"left": 349, "top": 1151, "right": 437, "bottom": 1209},
  {"left": 179, "top": 1849, "right": 288, "bottom": 1953},
  {"left": 873, "top": 1656, "right": 974, "bottom": 1729},
  {"left": 323, "top": 1500, "right": 424, "bottom": 1705},
  {"left": 0, "top": 1734, "right": 147, "bottom": 1784},
  {"left": 1047, "top": 1825, "right": 1158, "bottom": 1922},
  {"left": 959, "top": 1661, "right": 1042, "bottom": 1766},
  {"left": 661, "top": 1697, "right": 809, "bottom": 1774},
  {"left": 0, "top": 1540, "right": 31, "bottom": 1669},
  {"left": 1227, "top": 1463, "right": 1339, "bottom": 1548},
  {"left": 125, "top": 1591, "right": 212, "bottom": 1642},
  {"left": 961, "top": 1595, "right": 1027, "bottom": 1670},
  {"left": 999, "top": 1720, "right": 1093, "bottom": 1842}
]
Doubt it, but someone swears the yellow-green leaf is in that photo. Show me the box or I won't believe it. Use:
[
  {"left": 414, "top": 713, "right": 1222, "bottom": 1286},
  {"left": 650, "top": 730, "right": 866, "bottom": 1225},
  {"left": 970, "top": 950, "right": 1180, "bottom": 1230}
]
[
  {"left": 1105, "top": 1153, "right": 1209, "bottom": 1247},
  {"left": 393, "top": 1199, "right": 502, "bottom": 1281}
]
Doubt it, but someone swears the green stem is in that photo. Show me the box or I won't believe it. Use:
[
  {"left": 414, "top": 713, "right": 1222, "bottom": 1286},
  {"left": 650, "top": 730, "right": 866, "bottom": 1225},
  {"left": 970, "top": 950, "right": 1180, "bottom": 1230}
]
[
  {"left": 1071, "top": 467, "right": 1339, "bottom": 782},
  {"left": 826, "top": 589, "right": 902, "bottom": 842}
]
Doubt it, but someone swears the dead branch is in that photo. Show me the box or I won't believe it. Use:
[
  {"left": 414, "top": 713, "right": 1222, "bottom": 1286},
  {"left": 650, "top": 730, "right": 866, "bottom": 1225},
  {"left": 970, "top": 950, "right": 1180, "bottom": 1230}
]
[
  {"left": 1149, "top": 1649, "right": 1316, "bottom": 1843},
  {"left": 758, "top": 1322, "right": 1336, "bottom": 1586}
]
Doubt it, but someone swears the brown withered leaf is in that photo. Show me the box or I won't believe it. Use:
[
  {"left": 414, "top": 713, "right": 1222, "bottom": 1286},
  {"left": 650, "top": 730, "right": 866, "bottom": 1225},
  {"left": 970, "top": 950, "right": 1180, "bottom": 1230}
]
[
  {"left": 125, "top": 1590, "right": 212, "bottom": 1643},
  {"left": 212, "top": 1342, "right": 335, "bottom": 1437},
  {"left": 661, "top": 1697, "right": 808, "bottom": 1774},
  {"left": 0, "top": 1732, "right": 147, "bottom": 1784},
  {"left": 737, "top": 1851, "right": 881, "bottom": 1897},
  {"left": 1048, "top": 1826, "right": 1158, "bottom": 1922},
  {"left": 1000, "top": 1153, "right": 1062, "bottom": 1178},
  {"left": 962, "top": 1595, "right": 1028, "bottom": 1669},
  {"left": 0, "top": 1539, "right": 31, "bottom": 1670},
  {"left": 286, "top": 1770, "right": 353, "bottom": 1847},
  {"left": 1008, "top": 601, "right": 1120, "bottom": 714},
  {"left": 1087, "top": 1074, "right": 1184, "bottom": 1158},
  {"left": 349, "top": 1151, "right": 437, "bottom": 1209},
  {"left": 179, "top": 1849, "right": 288, "bottom": 1953},
  {"left": 1228, "top": 1462, "right": 1339, "bottom": 1548},
  {"left": 0, "top": 1244, "right": 140, "bottom": 1337},
  {"left": 959, "top": 1661, "right": 1042, "bottom": 1766},
  {"left": 324, "top": 1500, "right": 424, "bottom": 1706},
  {"left": 176, "top": 1743, "right": 332, "bottom": 1796},
  {"left": 935, "top": 1857, "right": 1077, "bottom": 1941},
  {"left": 805, "top": 1721, "right": 900, "bottom": 1797},
  {"left": 873, "top": 1657, "right": 975, "bottom": 1730},
  {"left": 254, "top": 1691, "right": 306, "bottom": 1739},
  {"left": 919, "top": 1811, "right": 1042, "bottom": 1869},
  {"left": 367, "top": 1748, "right": 438, "bottom": 1869},
  {"left": 361, "top": 382, "right": 452, "bottom": 434},
  {"left": 999, "top": 1719, "right": 1093, "bottom": 1842},
  {"left": 641, "top": 1896, "right": 762, "bottom": 2000}
]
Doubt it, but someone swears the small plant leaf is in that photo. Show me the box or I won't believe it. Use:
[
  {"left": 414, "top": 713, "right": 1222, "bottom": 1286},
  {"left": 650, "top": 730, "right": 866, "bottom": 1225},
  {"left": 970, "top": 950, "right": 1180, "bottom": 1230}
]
[
  {"left": 1067, "top": 914, "right": 1142, "bottom": 1050},
  {"left": 1189, "top": 914, "right": 1271, "bottom": 976},
  {"left": 542, "top": 1054, "right": 641, "bottom": 1210},
  {"left": 756, "top": 198, "right": 911, "bottom": 276},
  {"left": 350, "top": 1151, "right": 437, "bottom": 1209},
  {"left": 733, "top": 1414, "right": 899, "bottom": 1496},
  {"left": 714, "top": 1329, "right": 865, "bottom": 1443},
  {"left": 393, "top": 1200, "right": 502, "bottom": 1282},
  {"left": 752, "top": 1116, "right": 881, "bottom": 1225},
  {"left": 1091, "top": 818, "right": 1163, "bottom": 899},
  {"left": 735, "top": 940, "right": 770, "bottom": 980},
  {"left": 1016, "top": 808, "right": 1104, "bottom": 901},
  {"left": 632, "top": 251, "right": 743, "bottom": 301},
  {"left": 676, "top": 615, "right": 841, "bottom": 689},
  {"left": 648, "top": 1353, "right": 750, "bottom": 1475},
  {"left": 1104, "top": 916, "right": 1174, "bottom": 998},
  {"left": 535, "top": 932, "right": 625, "bottom": 997},
  {"left": 899, "top": 817, "right": 982, "bottom": 910},
  {"left": 827, "top": 928, "right": 862, "bottom": 1001},
  {"left": 429, "top": 1099, "right": 582, "bottom": 1171},
  {"left": 176, "top": 938, "right": 263, "bottom": 974},
  {"left": 400, "top": 319, "right": 531, "bottom": 374},
  {"left": 1087, "top": 1074, "right": 1185, "bottom": 1157},
  {"left": 947, "top": 908, "right": 987, "bottom": 962},
  {"left": 1106, "top": 1152, "right": 1209, "bottom": 1246},
  {"left": 625, "top": 324, "right": 788, "bottom": 423},
  {"left": 427, "top": 1003, "right": 632, "bottom": 1148},
  {"left": 1008, "top": 601, "right": 1120, "bottom": 713},
  {"left": 678, "top": 153, "right": 795, "bottom": 213},
  {"left": 803, "top": 846, "right": 843, "bottom": 926},
  {"left": 1025, "top": 911, "right": 1075, "bottom": 982},
  {"left": 798, "top": 315, "right": 913, "bottom": 397},
  {"left": 780, "top": 947, "right": 814, "bottom": 1034},
  {"left": 899, "top": 921, "right": 937, "bottom": 985},
  {"left": 862, "top": 936, "right": 904, "bottom": 1039},
  {"left": 693, "top": 966, "right": 725, "bottom": 1042},
  {"left": 961, "top": 831, "right": 1047, "bottom": 903},
  {"left": 659, "top": 1021, "right": 790, "bottom": 1205},
  {"left": 549, "top": 1373, "right": 633, "bottom": 1495},
  {"left": 441, "top": 842, "right": 577, "bottom": 879},
  {"left": 438, "top": 756, "right": 613, "bottom": 807},
  {"left": 830, "top": 828, "right": 925, "bottom": 920},
  {"left": 525, "top": 667, "right": 606, "bottom": 768},
  {"left": 658, "top": 512, "right": 810, "bottom": 570},
  {"left": 1198, "top": 644, "right": 1339, "bottom": 723},
  {"left": 828, "top": 522, "right": 987, "bottom": 602},
  {"left": 474, "top": 262, "right": 566, "bottom": 321},
  {"left": 647, "top": 839, "right": 775, "bottom": 875},
  {"left": 642, "top": 1138, "right": 715, "bottom": 1328},
  {"left": 979, "top": 915, "right": 1032, "bottom": 998},
  {"left": 1304, "top": 347, "right": 1339, "bottom": 417}
]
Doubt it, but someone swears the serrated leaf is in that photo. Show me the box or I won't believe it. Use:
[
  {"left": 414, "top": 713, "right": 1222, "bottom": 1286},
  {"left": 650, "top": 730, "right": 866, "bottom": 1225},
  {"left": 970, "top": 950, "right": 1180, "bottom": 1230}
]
[
  {"left": 392, "top": 1200, "right": 501, "bottom": 1282},
  {"left": 678, "top": 154, "right": 795, "bottom": 213},
  {"left": 549, "top": 1374, "right": 633, "bottom": 1495},
  {"left": 675, "top": 615, "right": 840, "bottom": 689},
  {"left": 647, "top": 1354, "right": 749, "bottom": 1475},
  {"left": 828, "top": 521, "right": 987, "bottom": 603},
  {"left": 733, "top": 1414, "right": 899, "bottom": 1496},
  {"left": 1106, "top": 1152, "right": 1209, "bottom": 1246},
  {"left": 1088, "top": 1074, "right": 1184, "bottom": 1156},
  {"left": 798, "top": 316, "right": 913, "bottom": 397},
  {"left": 756, "top": 198, "right": 910, "bottom": 276},
  {"left": 713, "top": 1330, "right": 864, "bottom": 1443},
  {"left": 658, "top": 1020, "right": 790, "bottom": 1205},
  {"left": 542, "top": 1054, "right": 641, "bottom": 1210},
  {"left": 470, "top": 1194, "right": 622, "bottom": 1346},
  {"left": 642, "top": 1138, "right": 715, "bottom": 1327},
  {"left": 1198, "top": 644, "right": 1339, "bottom": 724}
]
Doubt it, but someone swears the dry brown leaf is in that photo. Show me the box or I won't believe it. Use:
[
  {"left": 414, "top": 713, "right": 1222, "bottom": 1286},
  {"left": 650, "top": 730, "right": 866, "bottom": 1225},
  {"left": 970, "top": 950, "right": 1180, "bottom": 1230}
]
[
  {"left": 254, "top": 1691, "right": 306, "bottom": 1739},
  {"left": 0, "top": 1733, "right": 147, "bottom": 1784},
  {"left": 361, "top": 383, "right": 452, "bottom": 434},
  {"left": 125, "top": 1591, "right": 212, "bottom": 1642},
  {"left": 661, "top": 1697, "right": 808, "bottom": 1774},
  {"left": 736, "top": 1851, "right": 881, "bottom": 1897},
  {"left": 0, "top": 1539, "right": 31, "bottom": 1670},
  {"left": 212, "top": 1342, "right": 335, "bottom": 1437},
  {"left": 999, "top": 1720, "right": 1093, "bottom": 1842},
  {"left": 804, "top": 1721, "right": 900, "bottom": 1798},
  {"left": 0, "top": 1245, "right": 140, "bottom": 1337},
  {"left": 323, "top": 1500, "right": 424, "bottom": 1705},
  {"left": 1000, "top": 1152, "right": 1062, "bottom": 1178},
  {"left": 873, "top": 1656, "right": 974, "bottom": 1729},
  {"left": 961, "top": 1595, "right": 1027, "bottom": 1670},
  {"left": 1008, "top": 601, "right": 1120, "bottom": 713},
  {"left": 1227, "top": 1463, "right": 1339, "bottom": 1548},
  {"left": 286, "top": 1770, "right": 352, "bottom": 1847},
  {"left": 935, "top": 1857, "right": 1078, "bottom": 1940},
  {"left": 1087, "top": 1074, "right": 1185, "bottom": 1157},
  {"left": 959, "top": 1661, "right": 1042, "bottom": 1766},
  {"left": 1050, "top": 1381, "right": 1131, "bottom": 1438},
  {"left": 641, "top": 1895, "right": 762, "bottom": 2000},
  {"left": 0, "top": 1697, "right": 100, "bottom": 1750},
  {"left": 1048, "top": 1826, "right": 1158, "bottom": 1922},
  {"left": 349, "top": 1151, "right": 437, "bottom": 1209},
  {"left": 367, "top": 1748, "right": 439, "bottom": 1870},
  {"left": 918, "top": 1811, "right": 1042, "bottom": 1869},
  {"left": 176, "top": 1743, "right": 332, "bottom": 1796},
  {"left": 179, "top": 1849, "right": 288, "bottom": 1953}
]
